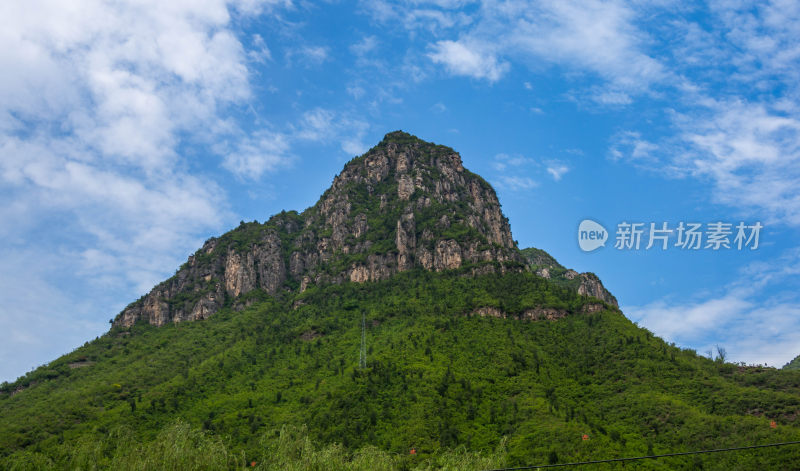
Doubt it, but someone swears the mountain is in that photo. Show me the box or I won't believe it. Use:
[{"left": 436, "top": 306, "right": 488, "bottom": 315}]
[
  {"left": 2, "top": 132, "right": 800, "bottom": 470},
  {"left": 114, "top": 131, "right": 523, "bottom": 328}
]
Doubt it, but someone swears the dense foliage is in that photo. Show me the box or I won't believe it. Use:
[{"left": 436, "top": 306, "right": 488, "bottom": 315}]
[
  {"left": 2, "top": 270, "right": 800, "bottom": 469},
  {"left": 785, "top": 355, "right": 800, "bottom": 371},
  {"left": 519, "top": 248, "right": 563, "bottom": 270}
]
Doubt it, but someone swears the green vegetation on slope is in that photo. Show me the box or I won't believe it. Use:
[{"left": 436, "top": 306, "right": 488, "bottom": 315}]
[
  {"left": 785, "top": 355, "right": 800, "bottom": 371},
  {"left": 520, "top": 247, "right": 564, "bottom": 270},
  {"left": 4, "top": 422, "right": 505, "bottom": 471},
  {"left": 2, "top": 270, "right": 800, "bottom": 469}
]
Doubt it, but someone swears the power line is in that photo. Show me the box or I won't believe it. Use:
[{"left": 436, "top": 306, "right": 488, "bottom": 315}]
[{"left": 485, "top": 440, "right": 800, "bottom": 470}]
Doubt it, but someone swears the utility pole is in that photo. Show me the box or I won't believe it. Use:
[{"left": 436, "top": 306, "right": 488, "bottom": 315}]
[{"left": 359, "top": 310, "right": 367, "bottom": 369}]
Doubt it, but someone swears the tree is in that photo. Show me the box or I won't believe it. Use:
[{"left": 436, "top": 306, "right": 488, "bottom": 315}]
[{"left": 715, "top": 345, "right": 727, "bottom": 363}]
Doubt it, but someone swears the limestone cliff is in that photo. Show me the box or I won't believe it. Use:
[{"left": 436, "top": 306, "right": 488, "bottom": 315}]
[
  {"left": 520, "top": 247, "right": 618, "bottom": 307},
  {"left": 114, "top": 131, "right": 524, "bottom": 327}
]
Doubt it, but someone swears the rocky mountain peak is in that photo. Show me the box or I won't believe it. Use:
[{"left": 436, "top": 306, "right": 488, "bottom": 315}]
[
  {"left": 520, "top": 247, "right": 618, "bottom": 307},
  {"left": 310, "top": 130, "right": 517, "bottom": 254},
  {"left": 113, "top": 131, "right": 525, "bottom": 327}
]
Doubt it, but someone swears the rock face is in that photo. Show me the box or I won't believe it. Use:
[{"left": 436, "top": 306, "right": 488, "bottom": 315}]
[
  {"left": 576, "top": 273, "right": 616, "bottom": 305},
  {"left": 520, "top": 247, "right": 618, "bottom": 307},
  {"left": 468, "top": 304, "right": 604, "bottom": 321},
  {"left": 114, "top": 131, "right": 524, "bottom": 327}
]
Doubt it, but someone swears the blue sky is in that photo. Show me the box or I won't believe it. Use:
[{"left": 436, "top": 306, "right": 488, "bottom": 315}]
[{"left": 2, "top": 0, "right": 800, "bottom": 382}]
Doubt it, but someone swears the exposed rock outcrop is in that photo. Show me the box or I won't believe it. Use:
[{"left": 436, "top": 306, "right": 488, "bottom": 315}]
[
  {"left": 113, "top": 131, "right": 524, "bottom": 328},
  {"left": 114, "top": 131, "right": 619, "bottom": 328},
  {"left": 468, "top": 305, "right": 604, "bottom": 321},
  {"left": 470, "top": 307, "right": 507, "bottom": 319},
  {"left": 520, "top": 247, "right": 618, "bottom": 308},
  {"left": 577, "top": 273, "right": 617, "bottom": 305}
]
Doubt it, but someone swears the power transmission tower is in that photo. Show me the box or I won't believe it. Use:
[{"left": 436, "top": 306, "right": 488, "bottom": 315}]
[{"left": 359, "top": 310, "right": 367, "bottom": 369}]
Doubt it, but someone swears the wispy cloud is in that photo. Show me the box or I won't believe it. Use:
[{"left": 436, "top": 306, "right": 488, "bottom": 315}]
[
  {"left": 705, "top": 1, "right": 800, "bottom": 92},
  {"left": 545, "top": 161, "right": 570, "bottom": 181},
  {"left": 429, "top": 40, "right": 508, "bottom": 82},
  {"left": 491, "top": 153, "right": 531, "bottom": 171},
  {"left": 350, "top": 35, "right": 379, "bottom": 57},
  {"left": 496, "top": 175, "right": 538, "bottom": 191},
  {"left": 609, "top": 131, "right": 660, "bottom": 164},
  {"left": 678, "top": 100, "right": 800, "bottom": 226},
  {"left": 360, "top": 0, "right": 474, "bottom": 32},
  {"left": 594, "top": 2, "right": 800, "bottom": 230},
  {"left": 380, "top": 0, "right": 667, "bottom": 94},
  {"left": 491, "top": 153, "right": 573, "bottom": 189},
  {"left": 220, "top": 130, "right": 292, "bottom": 180},
  {"left": 294, "top": 108, "right": 371, "bottom": 156},
  {"left": 611, "top": 100, "right": 800, "bottom": 228},
  {"left": 248, "top": 34, "right": 273, "bottom": 63},
  {"left": 498, "top": 0, "right": 665, "bottom": 92},
  {"left": 627, "top": 249, "right": 800, "bottom": 367},
  {"left": 286, "top": 45, "right": 330, "bottom": 67},
  {"left": 0, "top": 0, "right": 269, "bottom": 281},
  {"left": 218, "top": 107, "right": 373, "bottom": 180},
  {"left": 0, "top": 0, "right": 293, "bottom": 381}
]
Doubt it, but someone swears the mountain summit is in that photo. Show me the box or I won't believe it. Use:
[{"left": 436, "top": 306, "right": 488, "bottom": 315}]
[{"left": 115, "top": 131, "right": 527, "bottom": 327}]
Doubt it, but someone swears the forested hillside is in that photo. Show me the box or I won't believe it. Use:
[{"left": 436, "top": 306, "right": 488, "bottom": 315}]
[{"left": 3, "top": 270, "right": 800, "bottom": 469}]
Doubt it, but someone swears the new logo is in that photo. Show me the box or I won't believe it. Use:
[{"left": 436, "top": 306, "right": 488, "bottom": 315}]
[{"left": 578, "top": 219, "right": 608, "bottom": 252}]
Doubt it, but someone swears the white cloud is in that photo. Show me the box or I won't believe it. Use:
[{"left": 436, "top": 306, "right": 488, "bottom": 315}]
[
  {"left": 600, "top": 2, "right": 800, "bottom": 229},
  {"left": 248, "top": 34, "right": 272, "bottom": 63},
  {"left": 496, "top": 175, "right": 537, "bottom": 191},
  {"left": 493, "top": 153, "right": 569, "bottom": 183},
  {"left": 545, "top": 161, "right": 569, "bottom": 181},
  {"left": 347, "top": 85, "right": 366, "bottom": 99},
  {"left": 342, "top": 137, "right": 369, "bottom": 157},
  {"left": 627, "top": 249, "right": 800, "bottom": 367},
  {"left": 286, "top": 45, "right": 330, "bottom": 67},
  {"left": 294, "top": 108, "right": 371, "bottom": 156},
  {"left": 218, "top": 107, "right": 373, "bottom": 177},
  {"left": 414, "top": 0, "right": 665, "bottom": 95},
  {"left": 677, "top": 100, "right": 800, "bottom": 226},
  {"left": 429, "top": 40, "right": 509, "bottom": 82},
  {"left": 1, "top": 134, "right": 229, "bottom": 296},
  {"left": 609, "top": 131, "right": 660, "bottom": 163},
  {"left": 492, "top": 153, "right": 531, "bottom": 171},
  {"left": 0, "top": 0, "right": 291, "bottom": 382},
  {"left": 350, "top": 35, "right": 379, "bottom": 57},
  {"left": 707, "top": 1, "right": 800, "bottom": 90},
  {"left": 502, "top": 0, "right": 665, "bottom": 90},
  {"left": 221, "top": 131, "right": 292, "bottom": 180},
  {"left": 621, "top": 3, "right": 800, "bottom": 229},
  {"left": 360, "top": 0, "right": 474, "bottom": 32},
  {"left": 431, "top": 102, "right": 447, "bottom": 113},
  {"left": 295, "top": 108, "right": 338, "bottom": 141},
  {"left": 592, "top": 89, "right": 633, "bottom": 105},
  {"left": 613, "top": 100, "right": 800, "bottom": 228}
]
